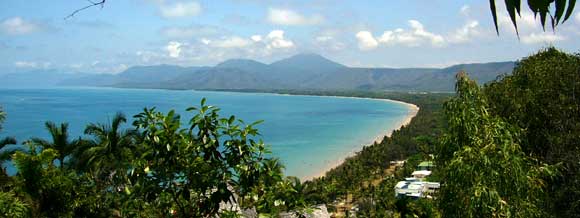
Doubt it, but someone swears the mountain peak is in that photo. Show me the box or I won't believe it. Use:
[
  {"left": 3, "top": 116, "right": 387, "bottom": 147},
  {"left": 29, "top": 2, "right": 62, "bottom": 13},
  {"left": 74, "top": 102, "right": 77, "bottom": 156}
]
[
  {"left": 270, "top": 53, "right": 346, "bottom": 72},
  {"left": 216, "top": 59, "right": 266, "bottom": 68},
  {"left": 214, "top": 58, "right": 270, "bottom": 73}
]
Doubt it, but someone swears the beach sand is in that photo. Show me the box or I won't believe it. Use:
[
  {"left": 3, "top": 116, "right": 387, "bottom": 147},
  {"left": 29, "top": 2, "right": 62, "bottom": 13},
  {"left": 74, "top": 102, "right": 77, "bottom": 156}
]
[{"left": 300, "top": 97, "right": 420, "bottom": 181}]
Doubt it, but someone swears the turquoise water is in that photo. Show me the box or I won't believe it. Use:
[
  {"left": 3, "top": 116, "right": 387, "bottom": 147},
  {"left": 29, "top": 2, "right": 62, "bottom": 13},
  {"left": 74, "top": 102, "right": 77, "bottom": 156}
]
[{"left": 0, "top": 87, "right": 411, "bottom": 179}]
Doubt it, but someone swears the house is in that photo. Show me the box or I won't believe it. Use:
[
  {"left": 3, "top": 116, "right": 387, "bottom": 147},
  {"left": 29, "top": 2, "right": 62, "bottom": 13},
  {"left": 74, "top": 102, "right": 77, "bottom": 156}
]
[
  {"left": 394, "top": 160, "right": 440, "bottom": 199},
  {"left": 411, "top": 170, "right": 432, "bottom": 179},
  {"left": 395, "top": 180, "right": 427, "bottom": 198},
  {"left": 417, "top": 161, "right": 435, "bottom": 171}
]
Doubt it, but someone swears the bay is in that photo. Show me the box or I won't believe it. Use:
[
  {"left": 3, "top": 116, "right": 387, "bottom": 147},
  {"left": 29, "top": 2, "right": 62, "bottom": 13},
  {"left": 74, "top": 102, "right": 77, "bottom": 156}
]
[{"left": 0, "top": 87, "right": 411, "bottom": 179}]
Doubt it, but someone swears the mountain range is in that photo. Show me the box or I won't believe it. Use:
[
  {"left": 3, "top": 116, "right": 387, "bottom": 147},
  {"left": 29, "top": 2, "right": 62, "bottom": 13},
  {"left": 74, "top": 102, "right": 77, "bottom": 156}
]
[{"left": 0, "top": 53, "right": 515, "bottom": 92}]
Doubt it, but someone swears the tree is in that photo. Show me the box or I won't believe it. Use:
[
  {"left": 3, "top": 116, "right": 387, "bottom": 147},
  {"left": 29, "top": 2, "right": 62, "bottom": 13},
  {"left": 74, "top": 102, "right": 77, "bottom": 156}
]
[
  {"left": 0, "top": 137, "right": 17, "bottom": 164},
  {"left": 0, "top": 107, "right": 5, "bottom": 131},
  {"left": 0, "top": 191, "right": 30, "bottom": 218},
  {"left": 489, "top": 0, "right": 577, "bottom": 34},
  {"left": 77, "top": 112, "right": 137, "bottom": 187},
  {"left": 436, "top": 72, "right": 557, "bottom": 217},
  {"left": 27, "top": 122, "right": 81, "bottom": 168},
  {"left": 128, "top": 99, "right": 273, "bottom": 217},
  {"left": 0, "top": 107, "right": 19, "bottom": 185},
  {"left": 12, "top": 144, "right": 75, "bottom": 217},
  {"left": 484, "top": 47, "right": 580, "bottom": 217}
]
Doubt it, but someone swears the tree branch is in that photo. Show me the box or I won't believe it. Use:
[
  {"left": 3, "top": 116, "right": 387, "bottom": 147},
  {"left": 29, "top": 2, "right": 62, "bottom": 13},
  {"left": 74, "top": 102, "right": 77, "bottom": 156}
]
[{"left": 65, "top": 0, "right": 106, "bottom": 20}]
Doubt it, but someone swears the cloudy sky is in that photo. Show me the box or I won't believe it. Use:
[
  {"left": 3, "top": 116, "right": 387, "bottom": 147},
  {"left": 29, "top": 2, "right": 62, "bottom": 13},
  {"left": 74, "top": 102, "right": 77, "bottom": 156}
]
[{"left": 1, "top": 0, "right": 579, "bottom": 73}]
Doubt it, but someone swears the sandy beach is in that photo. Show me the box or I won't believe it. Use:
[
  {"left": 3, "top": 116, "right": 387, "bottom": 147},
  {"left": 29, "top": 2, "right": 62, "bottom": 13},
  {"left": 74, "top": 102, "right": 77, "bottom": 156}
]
[{"left": 300, "top": 97, "right": 420, "bottom": 181}]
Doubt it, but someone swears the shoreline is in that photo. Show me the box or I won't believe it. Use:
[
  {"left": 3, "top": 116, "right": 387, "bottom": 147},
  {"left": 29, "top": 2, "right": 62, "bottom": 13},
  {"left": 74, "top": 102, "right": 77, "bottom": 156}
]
[
  {"left": 299, "top": 97, "right": 419, "bottom": 181},
  {"left": 55, "top": 87, "right": 421, "bottom": 181}
]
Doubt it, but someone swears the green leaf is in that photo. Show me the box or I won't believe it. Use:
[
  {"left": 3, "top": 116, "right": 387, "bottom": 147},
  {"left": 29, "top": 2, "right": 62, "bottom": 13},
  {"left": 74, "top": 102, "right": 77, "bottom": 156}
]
[
  {"left": 555, "top": 0, "right": 567, "bottom": 23},
  {"left": 563, "top": 0, "right": 577, "bottom": 22},
  {"left": 490, "top": 0, "right": 500, "bottom": 35},
  {"left": 251, "top": 120, "right": 264, "bottom": 126},
  {"left": 505, "top": 0, "right": 520, "bottom": 36}
]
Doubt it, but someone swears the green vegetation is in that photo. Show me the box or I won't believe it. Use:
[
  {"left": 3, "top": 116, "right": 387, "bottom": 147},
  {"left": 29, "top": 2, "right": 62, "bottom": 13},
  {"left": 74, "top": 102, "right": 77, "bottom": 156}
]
[
  {"left": 0, "top": 100, "right": 309, "bottom": 217},
  {"left": 484, "top": 48, "right": 580, "bottom": 217},
  {"left": 287, "top": 47, "right": 580, "bottom": 217},
  {"left": 290, "top": 91, "right": 450, "bottom": 216},
  {"left": 2, "top": 47, "right": 580, "bottom": 217},
  {"left": 436, "top": 72, "right": 556, "bottom": 217}
]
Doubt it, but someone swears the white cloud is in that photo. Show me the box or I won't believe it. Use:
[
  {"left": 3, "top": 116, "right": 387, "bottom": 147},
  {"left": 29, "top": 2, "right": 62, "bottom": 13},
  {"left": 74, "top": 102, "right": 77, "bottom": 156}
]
[
  {"left": 408, "top": 20, "right": 445, "bottom": 46},
  {"left": 449, "top": 20, "right": 480, "bottom": 43},
  {"left": 496, "top": 10, "right": 568, "bottom": 44},
  {"left": 200, "top": 38, "right": 211, "bottom": 45},
  {"left": 266, "top": 30, "right": 294, "bottom": 49},
  {"left": 575, "top": 12, "right": 580, "bottom": 23},
  {"left": 315, "top": 35, "right": 345, "bottom": 51},
  {"left": 267, "top": 8, "right": 324, "bottom": 26},
  {"left": 355, "top": 31, "right": 379, "bottom": 50},
  {"left": 498, "top": 11, "right": 539, "bottom": 34},
  {"left": 14, "top": 61, "right": 38, "bottom": 68},
  {"left": 160, "top": 24, "right": 221, "bottom": 38},
  {"left": 82, "top": 61, "right": 128, "bottom": 74},
  {"left": 137, "top": 29, "right": 297, "bottom": 66},
  {"left": 251, "top": 35, "right": 263, "bottom": 42},
  {"left": 197, "top": 31, "right": 292, "bottom": 50},
  {"left": 165, "top": 41, "right": 183, "bottom": 58},
  {"left": 160, "top": 1, "right": 202, "bottom": 18},
  {"left": 316, "top": 36, "right": 332, "bottom": 42},
  {"left": 357, "top": 20, "right": 445, "bottom": 50},
  {"left": 521, "top": 32, "right": 565, "bottom": 44},
  {"left": 460, "top": 5, "right": 470, "bottom": 16},
  {"left": 14, "top": 61, "right": 51, "bottom": 69},
  {"left": 136, "top": 50, "right": 164, "bottom": 63},
  {"left": 212, "top": 36, "right": 251, "bottom": 48},
  {"left": 0, "top": 17, "right": 41, "bottom": 35}
]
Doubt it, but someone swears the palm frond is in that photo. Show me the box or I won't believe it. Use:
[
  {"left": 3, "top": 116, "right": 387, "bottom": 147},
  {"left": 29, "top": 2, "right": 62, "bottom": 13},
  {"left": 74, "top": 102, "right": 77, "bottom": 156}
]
[{"left": 490, "top": 0, "right": 577, "bottom": 34}]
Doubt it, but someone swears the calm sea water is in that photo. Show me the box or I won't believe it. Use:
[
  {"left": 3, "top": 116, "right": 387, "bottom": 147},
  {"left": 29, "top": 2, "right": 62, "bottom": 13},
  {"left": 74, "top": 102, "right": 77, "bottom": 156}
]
[{"left": 0, "top": 87, "right": 410, "bottom": 179}]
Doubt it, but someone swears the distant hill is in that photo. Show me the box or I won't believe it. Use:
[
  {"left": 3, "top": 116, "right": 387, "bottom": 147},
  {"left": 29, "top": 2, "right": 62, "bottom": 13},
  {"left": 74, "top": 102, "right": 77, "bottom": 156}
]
[
  {"left": 7, "top": 53, "right": 515, "bottom": 92},
  {"left": 59, "top": 65, "right": 209, "bottom": 87},
  {"left": 0, "top": 70, "right": 79, "bottom": 88}
]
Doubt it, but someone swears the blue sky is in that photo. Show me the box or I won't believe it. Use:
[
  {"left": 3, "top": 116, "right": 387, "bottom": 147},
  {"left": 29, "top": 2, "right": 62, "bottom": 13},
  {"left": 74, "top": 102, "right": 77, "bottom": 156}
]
[{"left": 1, "top": 0, "right": 579, "bottom": 74}]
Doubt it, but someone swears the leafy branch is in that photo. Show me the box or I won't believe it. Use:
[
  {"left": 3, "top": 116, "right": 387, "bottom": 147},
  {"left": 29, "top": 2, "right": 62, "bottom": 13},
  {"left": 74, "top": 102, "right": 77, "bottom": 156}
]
[{"left": 490, "top": 0, "right": 577, "bottom": 35}]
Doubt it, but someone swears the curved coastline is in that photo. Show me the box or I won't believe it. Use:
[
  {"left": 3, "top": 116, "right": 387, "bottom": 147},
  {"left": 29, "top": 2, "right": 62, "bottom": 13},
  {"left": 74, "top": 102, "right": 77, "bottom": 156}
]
[
  {"left": 267, "top": 93, "right": 420, "bottom": 181},
  {"left": 9, "top": 87, "right": 419, "bottom": 181}
]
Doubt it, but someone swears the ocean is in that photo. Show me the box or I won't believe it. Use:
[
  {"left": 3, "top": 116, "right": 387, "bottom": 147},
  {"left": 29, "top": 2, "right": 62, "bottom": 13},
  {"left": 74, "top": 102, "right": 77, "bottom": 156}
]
[{"left": 0, "top": 87, "right": 411, "bottom": 179}]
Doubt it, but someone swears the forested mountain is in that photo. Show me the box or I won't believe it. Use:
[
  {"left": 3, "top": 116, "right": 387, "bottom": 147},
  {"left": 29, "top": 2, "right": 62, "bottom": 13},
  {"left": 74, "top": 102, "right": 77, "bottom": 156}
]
[
  {"left": 8, "top": 53, "right": 513, "bottom": 91},
  {"left": 0, "top": 70, "right": 79, "bottom": 88}
]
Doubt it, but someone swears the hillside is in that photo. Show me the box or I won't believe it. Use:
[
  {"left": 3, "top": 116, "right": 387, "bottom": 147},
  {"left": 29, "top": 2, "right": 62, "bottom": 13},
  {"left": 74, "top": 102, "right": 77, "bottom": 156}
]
[{"left": 15, "top": 54, "right": 515, "bottom": 92}]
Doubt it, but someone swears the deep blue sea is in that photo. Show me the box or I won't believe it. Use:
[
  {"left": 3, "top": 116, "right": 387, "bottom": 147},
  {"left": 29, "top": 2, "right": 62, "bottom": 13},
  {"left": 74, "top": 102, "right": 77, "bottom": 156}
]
[{"left": 0, "top": 87, "right": 411, "bottom": 179}]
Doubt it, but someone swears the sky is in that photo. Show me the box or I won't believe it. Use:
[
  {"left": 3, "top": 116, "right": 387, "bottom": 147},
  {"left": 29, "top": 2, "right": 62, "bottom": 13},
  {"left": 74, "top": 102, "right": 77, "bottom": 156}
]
[{"left": 1, "top": 0, "right": 580, "bottom": 74}]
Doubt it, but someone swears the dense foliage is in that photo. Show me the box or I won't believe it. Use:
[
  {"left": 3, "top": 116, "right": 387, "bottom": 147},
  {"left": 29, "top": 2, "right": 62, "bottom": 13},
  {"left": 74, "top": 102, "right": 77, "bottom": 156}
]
[
  {"left": 436, "top": 72, "right": 556, "bottom": 217},
  {"left": 2, "top": 47, "right": 580, "bottom": 217},
  {"left": 484, "top": 48, "right": 580, "bottom": 217},
  {"left": 293, "top": 91, "right": 450, "bottom": 216},
  {"left": 0, "top": 100, "right": 308, "bottom": 217},
  {"left": 295, "top": 47, "right": 580, "bottom": 217}
]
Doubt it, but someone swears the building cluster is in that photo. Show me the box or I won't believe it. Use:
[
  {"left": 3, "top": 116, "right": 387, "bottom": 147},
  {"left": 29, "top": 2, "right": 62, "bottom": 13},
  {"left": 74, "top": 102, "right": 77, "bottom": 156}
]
[{"left": 392, "top": 161, "right": 440, "bottom": 199}]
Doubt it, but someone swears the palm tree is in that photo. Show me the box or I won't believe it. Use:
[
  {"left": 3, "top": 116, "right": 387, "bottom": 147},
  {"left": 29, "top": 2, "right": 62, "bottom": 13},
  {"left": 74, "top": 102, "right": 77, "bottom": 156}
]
[
  {"left": 1, "top": 108, "right": 19, "bottom": 188},
  {"left": 78, "top": 112, "right": 137, "bottom": 185},
  {"left": 0, "top": 108, "right": 5, "bottom": 130},
  {"left": 28, "top": 122, "right": 81, "bottom": 168},
  {"left": 0, "top": 137, "right": 18, "bottom": 181},
  {"left": 261, "top": 158, "right": 285, "bottom": 187},
  {"left": 0, "top": 137, "right": 17, "bottom": 162}
]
